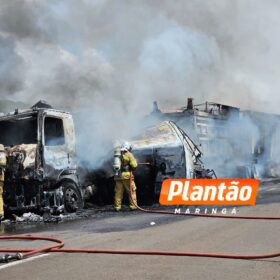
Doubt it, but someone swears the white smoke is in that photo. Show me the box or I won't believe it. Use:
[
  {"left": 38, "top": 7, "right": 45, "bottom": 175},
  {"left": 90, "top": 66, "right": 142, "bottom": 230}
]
[
  {"left": 0, "top": 0, "right": 280, "bottom": 167},
  {"left": 137, "top": 24, "right": 220, "bottom": 106}
]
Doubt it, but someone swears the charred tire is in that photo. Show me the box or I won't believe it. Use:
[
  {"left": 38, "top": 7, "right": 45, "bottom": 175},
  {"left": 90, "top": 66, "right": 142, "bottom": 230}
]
[{"left": 62, "top": 181, "right": 84, "bottom": 213}]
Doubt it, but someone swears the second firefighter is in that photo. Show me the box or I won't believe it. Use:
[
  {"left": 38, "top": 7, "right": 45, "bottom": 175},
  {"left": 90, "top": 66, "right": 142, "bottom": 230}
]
[{"left": 114, "top": 142, "right": 138, "bottom": 211}]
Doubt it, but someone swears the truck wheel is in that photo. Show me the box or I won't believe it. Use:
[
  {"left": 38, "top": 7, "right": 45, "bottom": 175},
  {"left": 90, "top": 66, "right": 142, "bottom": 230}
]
[{"left": 62, "top": 181, "right": 84, "bottom": 213}]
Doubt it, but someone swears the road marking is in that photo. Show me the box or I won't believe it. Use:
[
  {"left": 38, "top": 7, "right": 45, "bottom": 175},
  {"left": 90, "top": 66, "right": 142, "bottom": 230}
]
[
  {"left": 269, "top": 187, "right": 278, "bottom": 191},
  {"left": 264, "top": 188, "right": 279, "bottom": 192},
  {"left": 0, "top": 253, "right": 50, "bottom": 270},
  {"left": 259, "top": 187, "right": 279, "bottom": 193}
]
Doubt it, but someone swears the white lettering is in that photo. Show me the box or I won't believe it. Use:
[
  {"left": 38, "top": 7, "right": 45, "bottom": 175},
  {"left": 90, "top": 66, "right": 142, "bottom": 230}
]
[
  {"left": 226, "top": 185, "right": 239, "bottom": 201},
  {"left": 217, "top": 183, "right": 226, "bottom": 201},
  {"left": 211, "top": 208, "right": 217, "bottom": 214},
  {"left": 168, "top": 181, "right": 183, "bottom": 201},
  {"left": 182, "top": 181, "right": 190, "bottom": 201},
  {"left": 239, "top": 186, "right": 252, "bottom": 201},
  {"left": 203, "top": 186, "right": 217, "bottom": 201},
  {"left": 190, "top": 185, "right": 203, "bottom": 201}
]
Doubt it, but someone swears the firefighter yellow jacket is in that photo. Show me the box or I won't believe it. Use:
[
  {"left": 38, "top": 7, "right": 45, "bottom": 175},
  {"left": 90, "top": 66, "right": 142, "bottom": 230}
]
[
  {"left": 0, "top": 146, "right": 6, "bottom": 182},
  {"left": 118, "top": 151, "right": 137, "bottom": 179}
]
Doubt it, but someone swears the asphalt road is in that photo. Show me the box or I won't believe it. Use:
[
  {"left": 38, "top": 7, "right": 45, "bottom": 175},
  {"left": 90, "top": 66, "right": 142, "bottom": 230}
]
[{"left": 0, "top": 183, "right": 279, "bottom": 280}]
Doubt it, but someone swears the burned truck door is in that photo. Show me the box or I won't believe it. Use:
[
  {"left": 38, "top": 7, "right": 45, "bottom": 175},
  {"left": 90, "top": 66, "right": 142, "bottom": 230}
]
[
  {"left": 131, "top": 122, "right": 196, "bottom": 198},
  {"left": 130, "top": 121, "right": 214, "bottom": 201},
  {"left": 42, "top": 112, "right": 76, "bottom": 179}
]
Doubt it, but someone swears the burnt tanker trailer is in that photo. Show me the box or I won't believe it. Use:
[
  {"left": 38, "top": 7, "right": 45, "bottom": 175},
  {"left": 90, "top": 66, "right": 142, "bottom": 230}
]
[{"left": 149, "top": 98, "right": 280, "bottom": 179}]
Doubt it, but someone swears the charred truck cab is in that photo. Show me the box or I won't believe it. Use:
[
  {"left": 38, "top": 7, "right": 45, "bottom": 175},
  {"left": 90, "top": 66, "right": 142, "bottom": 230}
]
[{"left": 0, "top": 101, "right": 83, "bottom": 215}]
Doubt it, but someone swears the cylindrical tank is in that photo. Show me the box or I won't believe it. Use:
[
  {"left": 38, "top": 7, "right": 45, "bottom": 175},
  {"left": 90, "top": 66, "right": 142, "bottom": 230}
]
[{"left": 113, "top": 147, "right": 121, "bottom": 176}]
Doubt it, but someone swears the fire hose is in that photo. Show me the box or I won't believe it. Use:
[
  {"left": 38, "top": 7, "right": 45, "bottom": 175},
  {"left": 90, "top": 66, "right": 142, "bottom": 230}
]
[{"left": 0, "top": 174, "right": 279, "bottom": 263}]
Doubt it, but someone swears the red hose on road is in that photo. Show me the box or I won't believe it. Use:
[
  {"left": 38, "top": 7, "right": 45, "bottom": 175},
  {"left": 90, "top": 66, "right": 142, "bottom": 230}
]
[
  {"left": 0, "top": 235, "right": 279, "bottom": 260},
  {"left": 0, "top": 176, "right": 279, "bottom": 262},
  {"left": 129, "top": 175, "right": 280, "bottom": 220},
  {"left": 135, "top": 203, "right": 280, "bottom": 219},
  {"left": 0, "top": 235, "right": 64, "bottom": 257}
]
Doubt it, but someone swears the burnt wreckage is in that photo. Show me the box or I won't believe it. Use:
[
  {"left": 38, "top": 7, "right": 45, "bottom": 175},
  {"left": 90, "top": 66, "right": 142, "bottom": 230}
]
[
  {"left": 0, "top": 101, "right": 215, "bottom": 212},
  {"left": 149, "top": 98, "right": 280, "bottom": 179},
  {"left": 0, "top": 101, "right": 83, "bottom": 214},
  {"left": 88, "top": 121, "right": 216, "bottom": 205},
  {"left": 1, "top": 98, "right": 279, "bottom": 213},
  {"left": 131, "top": 121, "right": 216, "bottom": 200}
]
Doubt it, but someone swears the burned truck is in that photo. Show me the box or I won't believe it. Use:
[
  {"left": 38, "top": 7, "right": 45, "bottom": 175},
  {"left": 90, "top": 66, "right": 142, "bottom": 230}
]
[
  {"left": 0, "top": 101, "right": 215, "bottom": 212},
  {"left": 132, "top": 121, "right": 216, "bottom": 200},
  {"left": 0, "top": 101, "right": 83, "bottom": 215},
  {"left": 149, "top": 98, "right": 280, "bottom": 179},
  {"left": 89, "top": 121, "right": 215, "bottom": 205}
]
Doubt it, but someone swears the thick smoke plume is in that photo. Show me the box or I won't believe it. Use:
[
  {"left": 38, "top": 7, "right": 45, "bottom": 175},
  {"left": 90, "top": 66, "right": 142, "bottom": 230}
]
[{"left": 0, "top": 0, "right": 279, "bottom": 167}]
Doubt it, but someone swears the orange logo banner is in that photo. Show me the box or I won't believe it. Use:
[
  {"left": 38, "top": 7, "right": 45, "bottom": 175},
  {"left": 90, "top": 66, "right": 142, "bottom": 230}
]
[{"left": 159, "top": 179, "right": 259, "bottom": 206}]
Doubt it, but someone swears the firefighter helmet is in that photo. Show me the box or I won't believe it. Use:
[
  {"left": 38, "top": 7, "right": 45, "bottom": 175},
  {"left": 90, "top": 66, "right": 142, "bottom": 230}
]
[{"left": 120, "top": 142, "right": 132, "bottom": 152}]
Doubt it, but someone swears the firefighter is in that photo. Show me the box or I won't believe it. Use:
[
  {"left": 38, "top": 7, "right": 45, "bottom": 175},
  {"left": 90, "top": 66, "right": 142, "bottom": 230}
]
[
  {"left": 0, "top": 144, "right": 6, "bottom": 221},
  {"left": 114, "top": 142, "right": 138, "bottom": 211}
]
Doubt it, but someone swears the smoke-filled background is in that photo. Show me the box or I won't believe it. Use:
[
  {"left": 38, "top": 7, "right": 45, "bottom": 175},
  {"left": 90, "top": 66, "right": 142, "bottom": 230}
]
[{"left": 0, "top": 0, "right": 280, "bottom": 167}]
